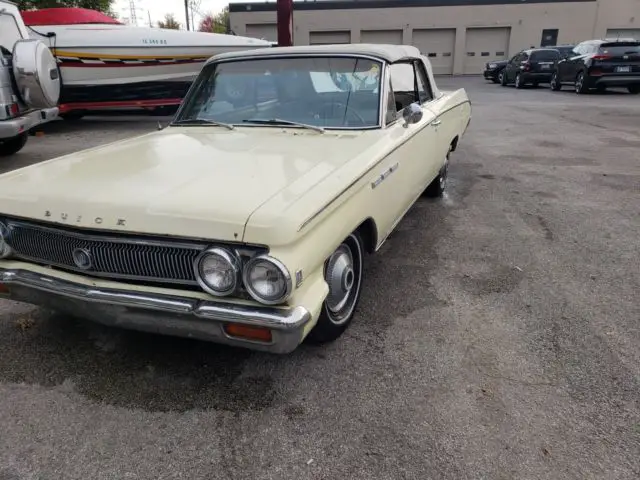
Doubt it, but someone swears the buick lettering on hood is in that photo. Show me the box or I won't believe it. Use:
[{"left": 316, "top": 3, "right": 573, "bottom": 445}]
[{"left": 0, "top": 44, "right": 471, "bottom": 353}]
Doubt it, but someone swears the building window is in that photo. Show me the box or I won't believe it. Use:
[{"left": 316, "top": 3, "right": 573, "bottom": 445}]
[
  {"left": 428, "top": 52, "right": 437, "bottom": 57},
  {"left": 467, "top": 52, "right": 475, "bottom": 56},
  {"left": 442, "top": 52, "right": 452, "bottom": 57},
  {"left": 496, "top": 51, "right": 505, "bottom": 56},
  {"left": 541, "top": 28, "right": 559, "bottom": 47},
  {"left": 481, "top": 52, "right": 490, "bottom": 56}
]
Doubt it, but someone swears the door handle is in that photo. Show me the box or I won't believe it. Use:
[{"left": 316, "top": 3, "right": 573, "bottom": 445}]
[{"left": 432, "top": 119, "right": 442, "bottom": 127}]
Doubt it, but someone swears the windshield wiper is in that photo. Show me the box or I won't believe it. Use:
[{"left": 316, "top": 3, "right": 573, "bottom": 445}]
[
  {"left": 171, "top": 118, "right": 234, "bottom": 130},
  {"left": 242, "top": 118, "right": 325, "bottom": 133}
]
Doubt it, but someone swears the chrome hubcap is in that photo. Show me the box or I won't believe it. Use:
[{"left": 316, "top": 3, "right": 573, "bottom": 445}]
[
  {"left": 440, "top": 155, "right": 449, "bottom": 189},
  {"left": 576, "top": 75, "right": 582, "bottom": 92},
  {"left": 325, "top": 244, "right": 355, "bottom": 314}
]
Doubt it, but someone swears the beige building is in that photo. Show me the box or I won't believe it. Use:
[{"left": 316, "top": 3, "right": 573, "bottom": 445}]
[{"left": 229, "top": 0, "right": 640, "bottom": 75}]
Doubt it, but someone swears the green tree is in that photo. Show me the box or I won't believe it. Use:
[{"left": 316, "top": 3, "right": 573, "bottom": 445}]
[
  {"left": 198, "top": 6, "right": 229, "bottom": 34},
  {"left": 157, "top": 13, "right": 181, "bottom": 30},
  {"left": 17, "top": 0, "right": 114, "bottom": 13}
]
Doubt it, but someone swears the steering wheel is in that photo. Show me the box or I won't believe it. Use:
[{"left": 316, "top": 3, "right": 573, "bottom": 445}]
[{"left": 316, "top": 101, "right": 367, "bottom": 127}]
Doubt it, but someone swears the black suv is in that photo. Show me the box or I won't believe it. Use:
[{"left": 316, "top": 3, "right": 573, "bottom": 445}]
[
  {"left": 500, "top": 48, "right": 562, "bottom": 88},
  {"left": 483, "top": 60, "right": 508, "bottom": 83},
  {"left": 550, "top": 39, "right": 640, "bottom": 94}
]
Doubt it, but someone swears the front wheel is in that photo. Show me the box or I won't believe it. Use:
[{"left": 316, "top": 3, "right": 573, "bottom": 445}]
[
  {"left": 424, "top": 150, "right": 450, "bottom": 197},
  {"left": 0, "top": 132, "right": 28, "bottom": 157},
  {"left": 550, "top": 72, "right": 562, "bottom": 91},
  {"left": 499, "top": 71, "right": 507, "bottom": 86},
  {"left": 515, "top": 73, "right": 524, "bottom": 89},
  {"left": 307, "top": 232, "right": 364, "bottom": 344},
  {"left": 628, "top": 86, "right": 640, "bottom": 95}
]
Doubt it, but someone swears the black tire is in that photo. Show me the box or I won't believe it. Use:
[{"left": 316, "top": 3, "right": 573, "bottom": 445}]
[
  {"left": 150, "top": 105, "right": 179, "bottom": 116},
  {"left": 575, "top": 71, "right": 589, "bottom": 94},
  {"left": 0, "top": 132, "right": 28, "bottom": 156},
  {"left": 627, "top": 86, "right": 640, "bottom": 94},
  {"left": 499, "top": 71, "right": 508, "bottom": 86},
  {"left": 515, "top": 72, "right": 524, "bottom": 89},
  {"left": 424, "top": 149, "right": 450, "bottom": 198},
  {"left": 59, "top": 111, "right": 85, "bottom": 121},
  {"left": 306, "top": 232, "right": 364, "bottom": 344},
  {"left": 491, "top": 78, "right": 500, "bottom": 84},
  {"left": 532, "top": 82, "right": 539, "bottom": 88},
  {"left": 550, "top": 71, "right": 562, "bottom": 91}
]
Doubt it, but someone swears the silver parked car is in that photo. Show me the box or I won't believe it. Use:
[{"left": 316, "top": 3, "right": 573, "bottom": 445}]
[{"left": 0, "top": 0, "right": 60, "bottom": 156}]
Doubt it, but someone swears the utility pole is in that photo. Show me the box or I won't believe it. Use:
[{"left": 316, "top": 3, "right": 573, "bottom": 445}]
[
  {"left": 184, "top": 0, "right": 190, "bottom": 30},
  {"left": 277, "top": 0, "right": 293, "bottom": 46},
  {"left": 128, "top": 0, "right": 138, "bottom": 26}
]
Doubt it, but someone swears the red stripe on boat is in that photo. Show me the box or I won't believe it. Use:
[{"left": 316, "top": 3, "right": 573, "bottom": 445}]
[{"left": 58, "top": 98, "right": 183, "bottom": 113}]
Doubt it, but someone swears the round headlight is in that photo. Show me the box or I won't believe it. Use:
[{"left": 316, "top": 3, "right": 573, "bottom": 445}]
[
  {"left": 243, "top": 255, "right": 292, "bottom": 305},
  {"left": 0, "top": 222, "right": 13, "bottom": 259},
  {"left": 194, "top": 248, "right": 240, "bottom": 296}
]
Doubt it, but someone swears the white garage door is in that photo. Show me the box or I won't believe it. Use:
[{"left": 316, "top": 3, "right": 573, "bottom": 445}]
[
  {"left": 360, "top": 29, "right": 403, "bottom": 45},
  {"left": 309, "top": 31, "right": 351, "bottom": 45},
  {"left": 463, "top": 27, "right": 511, "bottom": 75},
  {"left": 605, "top": 28, "right": 640, "bottom": 40},
  {"left": 246, "top": 23, "right": 277, "bottom": 42},
  {"left": 412, "top": 29, "right": 456, "bottom": 75}
]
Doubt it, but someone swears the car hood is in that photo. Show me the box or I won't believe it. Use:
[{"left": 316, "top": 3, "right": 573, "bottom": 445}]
[{"left": 0, "top": 126, "right": 380, "bottom": 242}]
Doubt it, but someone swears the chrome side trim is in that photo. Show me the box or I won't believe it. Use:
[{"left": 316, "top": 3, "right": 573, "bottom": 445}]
[
  {"left": 298, "top": 98, "right": 453, "bottom": 233},
  {"left": 371, "top": 162, "right": 399, "bottom": 189},
  {"left": 0, "top": 268, "right": 309, "bottom": 330}
]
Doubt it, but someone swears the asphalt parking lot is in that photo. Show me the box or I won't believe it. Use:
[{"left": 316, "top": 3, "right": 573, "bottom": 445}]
[{"left": 1, "top": 77, "right": 639, "bottom": 480}]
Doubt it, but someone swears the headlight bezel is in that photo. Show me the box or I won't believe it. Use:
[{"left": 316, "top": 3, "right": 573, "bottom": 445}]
[
  {"left": 194, "top": 247, "right": 242, "bottom": 297},
  {"left": 242, "top": 254, "right": 292, "bottom": 305},
  {"left": 0, "top": 221, "right": 13, "bottom": 259}
]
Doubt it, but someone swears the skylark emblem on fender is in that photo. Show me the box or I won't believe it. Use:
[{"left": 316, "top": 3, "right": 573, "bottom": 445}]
[{"left": 72, "top": 248, "right": 92, "bottom": 270}]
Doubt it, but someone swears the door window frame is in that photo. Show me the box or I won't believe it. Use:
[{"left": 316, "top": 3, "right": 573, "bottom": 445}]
[{"left": 385, "top": 58, "right": 434, "bottom": 127}]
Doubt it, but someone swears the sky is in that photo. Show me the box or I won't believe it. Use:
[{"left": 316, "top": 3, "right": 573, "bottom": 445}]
[{"left": 113, "top": 0, "right": 251, "bottom": 29}]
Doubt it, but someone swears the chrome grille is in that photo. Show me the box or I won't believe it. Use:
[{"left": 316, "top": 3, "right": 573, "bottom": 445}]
[{"left": 5, "top": 220, "right": 206, "bottom": 285}]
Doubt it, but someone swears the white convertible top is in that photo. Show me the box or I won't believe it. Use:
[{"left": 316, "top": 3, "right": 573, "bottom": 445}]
[
  {"left": 206, "top": 43, "right": 441, "bottom": 99},
  {"left": 208, "top": 43, "right": 422, "bottom": 65}
]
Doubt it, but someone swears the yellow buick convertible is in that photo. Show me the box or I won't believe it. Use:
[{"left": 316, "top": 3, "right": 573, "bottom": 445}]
[{"left": 0, "top": 44, "right": 471, "bottom": 353}]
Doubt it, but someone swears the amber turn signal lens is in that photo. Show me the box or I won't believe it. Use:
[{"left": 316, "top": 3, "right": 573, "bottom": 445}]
[{"left": 224, "top": 323, "right": 272, "bottom": 343}]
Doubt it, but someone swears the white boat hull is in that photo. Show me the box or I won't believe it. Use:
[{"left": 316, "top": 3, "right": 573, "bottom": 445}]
[{"left": 27, "top": 24, "right": 272, "bottom": 112}]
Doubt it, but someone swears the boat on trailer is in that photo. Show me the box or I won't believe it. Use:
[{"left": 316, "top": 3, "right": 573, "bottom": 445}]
[{"left": 21, "top": 8, "right": 272, "bottom": 118}]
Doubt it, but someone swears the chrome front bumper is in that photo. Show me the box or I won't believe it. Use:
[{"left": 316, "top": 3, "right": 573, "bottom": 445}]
[{"left": 0, "top": 268, "right": 312, "bottom": 354}]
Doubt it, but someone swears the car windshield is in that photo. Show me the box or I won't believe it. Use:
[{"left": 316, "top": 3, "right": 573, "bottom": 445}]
[
  {"left": 554, "top": 46, "right": 575, "bottom": 57},
  {"left": 174, "top": 56, "right": 383, "bottom": 129}
]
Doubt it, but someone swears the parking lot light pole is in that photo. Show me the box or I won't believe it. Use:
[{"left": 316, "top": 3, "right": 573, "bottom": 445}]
[{"left": 184, "top": 0, "right": 190, "bottom": 30}]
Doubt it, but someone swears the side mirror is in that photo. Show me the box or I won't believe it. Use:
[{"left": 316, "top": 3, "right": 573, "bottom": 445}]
[{"left": 402, "top": 102, "right": 423, "bottom": 127}]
